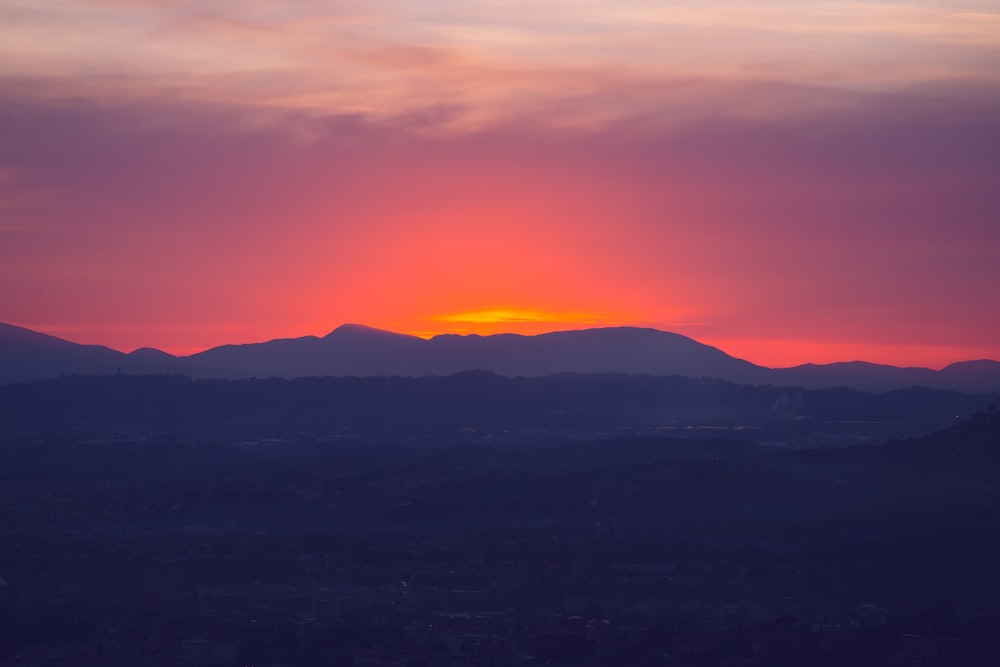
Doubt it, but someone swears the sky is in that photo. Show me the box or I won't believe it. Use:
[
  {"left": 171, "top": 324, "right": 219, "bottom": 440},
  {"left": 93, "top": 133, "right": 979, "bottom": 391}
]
[{"left": 1, "top": 0, "right": 999, "bottom": 367}]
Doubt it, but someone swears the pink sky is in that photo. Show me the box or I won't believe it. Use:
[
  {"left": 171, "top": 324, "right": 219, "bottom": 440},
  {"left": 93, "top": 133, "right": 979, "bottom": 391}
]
[{"left": 1, "top": 1, "right": 999, "bottom": 368}]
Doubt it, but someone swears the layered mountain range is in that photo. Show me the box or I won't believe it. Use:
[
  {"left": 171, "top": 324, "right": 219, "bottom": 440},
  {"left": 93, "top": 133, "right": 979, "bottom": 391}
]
[{"left": 2, "top": 321, "right": 999, "bottom": 393}]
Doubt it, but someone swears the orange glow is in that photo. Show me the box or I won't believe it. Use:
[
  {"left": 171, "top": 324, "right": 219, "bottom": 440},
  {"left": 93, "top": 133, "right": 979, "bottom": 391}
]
[
  {"left": 2, "top": 2, "right": 998, "bottom": 369},
  {"left": 435, "top": 309, "right": 613, "bottom": 325}
]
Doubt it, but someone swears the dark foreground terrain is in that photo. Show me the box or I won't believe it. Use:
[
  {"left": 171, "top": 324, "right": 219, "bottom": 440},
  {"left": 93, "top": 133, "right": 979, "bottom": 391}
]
[{"left": 1, "top": 374, "right": 999, "bottom": 666}]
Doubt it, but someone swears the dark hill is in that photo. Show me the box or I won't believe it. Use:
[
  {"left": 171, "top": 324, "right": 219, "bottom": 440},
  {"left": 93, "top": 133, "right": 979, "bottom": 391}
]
[
  {"left": 0, "top": 322, "right": 126, "bottom": 384},
  {"left": 1, "top": 373, "right": 993, "bottom": 443},
  {"left": 176, "top": 325, "right": 771, "bottom": 381},
  {"left": 3, "top": 321, "right": 1000, "bottom": 392}
]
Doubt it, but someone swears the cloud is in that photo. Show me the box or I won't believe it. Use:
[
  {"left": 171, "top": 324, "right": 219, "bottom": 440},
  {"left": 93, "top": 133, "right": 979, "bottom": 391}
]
[{"left": 2, "top": 0, "right": 998, "bottom": 133}]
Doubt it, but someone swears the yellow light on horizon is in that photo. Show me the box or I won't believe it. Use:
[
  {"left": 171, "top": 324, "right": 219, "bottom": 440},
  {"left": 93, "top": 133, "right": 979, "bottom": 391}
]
[{"left": 434, "top": 309, "right": 607, "bottom": 324}]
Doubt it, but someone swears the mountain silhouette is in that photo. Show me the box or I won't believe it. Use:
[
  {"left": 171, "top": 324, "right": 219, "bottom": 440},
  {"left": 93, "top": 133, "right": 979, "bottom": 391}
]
[
  {"left": 769, "top": 359, "right": 1000, "bottom": 393},
  {"left": 184, "top": 325, "right": 767, "bottom": 381},
  {"left": 185, "top": 324, "right": 426, "bottom": 378},
  {"left": 2, "top": 321, "right": 999, "bottom": 393},
  {"left": 0, "top": 322, "right": 128, "bottom": 383}
]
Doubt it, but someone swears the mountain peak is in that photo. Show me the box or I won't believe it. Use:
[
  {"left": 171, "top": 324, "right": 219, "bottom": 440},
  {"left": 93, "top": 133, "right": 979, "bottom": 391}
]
[
  {"left": 127, "top": 347, "right": 177, "bottom": 361},
  {"left": 323, "top": 323, "right": 419, "bottom": 340}
]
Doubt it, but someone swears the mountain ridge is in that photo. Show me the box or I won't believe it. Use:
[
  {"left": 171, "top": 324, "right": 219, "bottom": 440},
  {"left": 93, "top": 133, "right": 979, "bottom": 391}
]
[{"left": 2, "top": 321, "right": 999, "bottom": 393}]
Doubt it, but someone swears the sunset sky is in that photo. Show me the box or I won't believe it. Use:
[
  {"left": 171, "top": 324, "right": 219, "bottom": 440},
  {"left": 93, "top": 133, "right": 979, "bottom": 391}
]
[{"left": 2, "top": 0, "right": 999, "bottom": 367}]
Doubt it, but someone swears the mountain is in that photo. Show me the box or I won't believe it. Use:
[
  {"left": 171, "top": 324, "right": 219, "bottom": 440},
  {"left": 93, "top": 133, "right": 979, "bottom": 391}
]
[
  {"left": 421, "top": 327, "right": 766, "bottom": 379},
  {"left": 771, "top": 359, "right": 1000, "bottom": 393},
  {"left": 183, "top": 324, "right": 770, "bottom": 382},
  {"left": 185, "top": 324, "right": 428, "bottom": 377},
  {"left": 0, "top": 322, "right": 126, "bottom": 384},
  {"left": 770, "top": 361, "right": 938, "bottom": 393},
  {"left": 0, "top": 323, "right": 186, "bottom": 384},
  {"left": 937, "top": 360, "right": 1000, "bottom": 394},
  {"left": 2, "top": 321, "right": 999, "bottom": 393}
]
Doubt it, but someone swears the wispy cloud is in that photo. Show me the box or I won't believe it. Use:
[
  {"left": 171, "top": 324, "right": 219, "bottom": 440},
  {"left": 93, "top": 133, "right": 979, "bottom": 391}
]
[{"left": 2, "top": 0, "right": 997, "bottom": 132}]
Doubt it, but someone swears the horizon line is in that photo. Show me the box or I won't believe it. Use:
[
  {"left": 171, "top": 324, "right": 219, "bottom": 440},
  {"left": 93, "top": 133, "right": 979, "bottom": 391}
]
[{"left": 4, "top": 320, "right": 997, "bottom": 372}]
